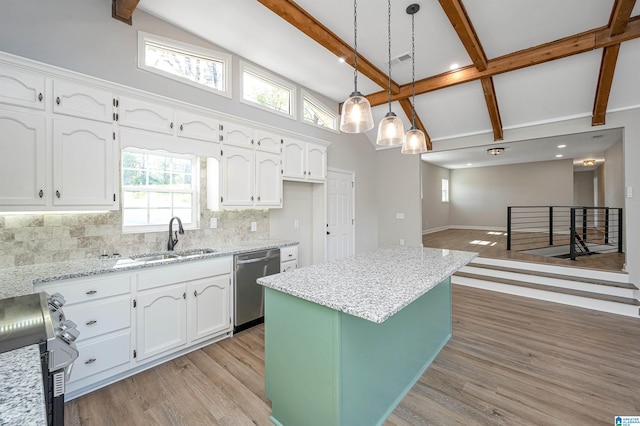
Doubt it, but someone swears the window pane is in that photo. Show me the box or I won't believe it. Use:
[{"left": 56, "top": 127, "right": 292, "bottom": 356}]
[
  {"left": 122, "top": 151, "right": 145, "bottom": 169},
  {"left": 149, "top": 192, "right": 172, "bottom": 208},
  {"left": 123, "top": 209, "right": 148, "bottom": 227},
  {"left": 171, "top": 157, "right": 191, "bottom": 173},
  {"left": 123, "top": 170, "right": 146, "bottom": 186},
  {"left": 147, "top": 154, "right": 169, "bottom": 171},
  {"left": 173, "top": 193, "right": 192, "bottom": 208},
  {"left": 303, "top": 96, "right": 337, "bottom": 130},
  {"left": 173, "top": 209, "right": 192, "bottom": 224},
  {"left": 123, "top": 191, "right": 148, "bottom": 208},
  {"left": 243, "top": 70, "right": 291, "bottom": 114},
  {"left": 145, "top": 42, "right": 223, "bottom": 91},
  {"left": 149, "top": 209, "right": 173, "bottom": 225},
  {"left": 148, "top": 171, "right": 171, "bottom": 187}
]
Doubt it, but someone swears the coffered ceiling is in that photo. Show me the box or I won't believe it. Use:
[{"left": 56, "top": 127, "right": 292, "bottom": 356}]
[{"left": 133, "top": 0, "right": 640, "bottom": 153}]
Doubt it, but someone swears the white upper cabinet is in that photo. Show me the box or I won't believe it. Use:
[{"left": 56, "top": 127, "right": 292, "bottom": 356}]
[
  {"left": 0, "top": 108, "right": 46, "bottom": 206},
  {"left": 255, "top": 151, "right": 282, "bottom": 207},
  {"left": 219, "top": 121, "right": 254, "bottom": 148},
  {"left": 255, "top": 129, "right": 282, "bottom": 154},
  {"left": 116, "top": 95, "right": 174, "bottom": 134},
  {"left": 52, "top": 117, "right": 117, "bottom": 207},
  {"left": 221, "top": 145, "right": 255, "bottom": 207},
  {"left": 0, "top": 64, "right": 45, "bottom": 110},
  {"left": 52, "top": 80, "right": 114, "bottom": 123},
  {"left": 176, "top": 109, "right": 219, "bottom": 142},
  {"left": 282, "top": 139, "right": 326, "bottom": 182}
]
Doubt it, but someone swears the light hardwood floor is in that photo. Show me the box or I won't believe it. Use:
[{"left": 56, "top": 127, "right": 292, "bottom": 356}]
[
  {"left": 423, "top": 229, "right": 626, "bottom": 272},
  {"left": 65, "top": 285, "right": 640, "bottom": 425}
]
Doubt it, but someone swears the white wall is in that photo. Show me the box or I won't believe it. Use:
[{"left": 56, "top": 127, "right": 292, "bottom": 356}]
[
  {"left": 421, "top": 161, "right": 451, "bottom": 232},
  {"left": 0, "top": 0, "right": 381, "bottom": 259},
  {"left": 604, "top": 141, "right": 625, "bottom": 208},
  {"left": 447, "top": 160, "right": 574, "bottom": 228},
  {"left": 573, "top": 171, "right": 595, "bottom": 206},
  {"left": 376, "top": 149, "right": 422, "bottom": 247}
]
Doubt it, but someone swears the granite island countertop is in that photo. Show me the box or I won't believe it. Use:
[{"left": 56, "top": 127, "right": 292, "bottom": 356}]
[
  {"left": 0, "top": 238, "right": 297, "bottom": 426},
  {"left": 257, "top": 246, "right": 477, "bottom": 323}
]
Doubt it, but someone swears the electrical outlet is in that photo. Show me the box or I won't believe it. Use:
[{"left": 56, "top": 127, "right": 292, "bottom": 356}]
[
  {"left": 396, "top": 212, "right": 405, "bottom": 219},
  {"left": 627, "top": 186, "right": 633, "bottom": 198},
  {"left": 251, "top": 222, "right": 257, "bottom": 232},
  {"left": 399, "top": 239, "right": 405, "bottom": 245},
  {"left": 210, "top": 218, "right": 217, "bottom": 229},
  {"left": 294, "top": 219, "right": 299, "bottom": 228}
]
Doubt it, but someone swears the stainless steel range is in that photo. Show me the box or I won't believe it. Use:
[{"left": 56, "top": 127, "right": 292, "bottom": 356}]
[{"left": 0, "top": 292, "right": 79, "bottom": 426}]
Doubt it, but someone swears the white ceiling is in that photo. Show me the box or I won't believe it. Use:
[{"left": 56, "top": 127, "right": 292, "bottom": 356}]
[{"left": 137, "top": 0, "right": 640, "bottom": 152}]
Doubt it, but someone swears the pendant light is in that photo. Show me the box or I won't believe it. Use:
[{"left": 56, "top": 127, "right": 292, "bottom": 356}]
[
  {"left": 340, "top": 0, "right": 374, "bottom": 133},
  {"left": 402, "top": 4, "right": 428, "bottom": 154},
  {"left": 376, "top": 0, "right": 405, "bottom": 146}
]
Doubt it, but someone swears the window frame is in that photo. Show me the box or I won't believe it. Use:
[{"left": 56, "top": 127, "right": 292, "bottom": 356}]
[
  {"left": 137, "top": 31, "right": 232, "bottom": 99},
  {"left": 441, "top": 178, "right": 449, "bottom": 203},
  {"left": 302, "top": 90, "right": 339, "bottom": 133},
  {"left": 121, "top": 148, "right": 200, "bottom": 234},
  {"left": 240, "top": 61, "right": 296, "bottom": 120}
]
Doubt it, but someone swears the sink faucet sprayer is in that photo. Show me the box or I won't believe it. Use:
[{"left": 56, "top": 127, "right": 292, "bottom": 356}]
[{"left": 168, "top": 216, "right": 184, "bottom": 251}]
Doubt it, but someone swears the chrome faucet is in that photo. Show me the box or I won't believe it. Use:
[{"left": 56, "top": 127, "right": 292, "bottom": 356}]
[{"left": 168, "top": 216, "right": 184, "bottom": 251}]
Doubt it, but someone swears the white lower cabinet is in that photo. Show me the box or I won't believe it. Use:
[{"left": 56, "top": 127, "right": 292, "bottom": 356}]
[
  {"left": 70, "top": 330, "right": 131, "bottom": 383},
  {"left": 188, "top": 275, "right": 231, "bottom": 343}
]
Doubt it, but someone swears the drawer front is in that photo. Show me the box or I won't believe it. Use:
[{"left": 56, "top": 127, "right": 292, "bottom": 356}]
[
  {"left": 38, "top": 273, "right": 131, "bottom": 305},
  {"left": 136, "top": 257, "right": 231, "bottom": 291},
  {"left": 63, "top": 296, "right": 131, "bottom": 342},
  {"left": 281, "top": 259, "right": 298, "bottom": 273},
  {"left": 69, "top": 330, "right": 131, "bottom": 383},
  {"left": 280, "top": 245, "right": 298, "bottom": 261}
]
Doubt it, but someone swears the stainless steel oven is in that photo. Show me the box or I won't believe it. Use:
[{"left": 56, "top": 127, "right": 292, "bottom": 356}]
[{"left": 0, "top": 292, "right": 79, "bottom": 426}]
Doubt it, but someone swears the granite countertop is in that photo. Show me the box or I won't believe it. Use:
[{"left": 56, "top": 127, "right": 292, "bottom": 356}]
[
  {"left": 258, "top": 246, "right": 477, "bottom": 323},
  {"left": 0, "top": 238, "right": 297, "bottom": 426},
  {"left": 0, "top": 346, "right": 47, "bottom": 426}
]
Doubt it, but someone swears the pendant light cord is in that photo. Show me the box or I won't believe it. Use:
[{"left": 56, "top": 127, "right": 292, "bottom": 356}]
[
  {"left": 411, "top": 11, "right": 416, "bottom": 127},
  {"left": 353, "top": 0, "right": 359, "bottom": 93},
  {"left": 387, "top": 0, "right": 392, "bottom": 114}
]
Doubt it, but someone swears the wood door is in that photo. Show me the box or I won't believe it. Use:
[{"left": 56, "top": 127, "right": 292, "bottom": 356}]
[
  {"left": 52, "top": 80, "right": 113, "bottom": 123},
  {"left": 0, "top": 108, "right": 46, "bottom": 206},
  {"left": 188, "top": 275, "right": 231, "bottom": 343},
  {"left": 136, "top": 284, "right": 187, "bottom": 361},
  {"left": 52, "top": 117, "right": 116, "bottom": 207},
  {"left": 255, "top": 151, "right": 282, "bottom": 207},
  {"left": 326, "top": 170, "right": 355, "bottom": 262}
]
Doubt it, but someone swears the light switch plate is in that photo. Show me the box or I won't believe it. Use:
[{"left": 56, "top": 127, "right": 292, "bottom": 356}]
[
  {"left": 251, "top": 222, "right": 257, "bottom": 232},
  {"left": 626, "top": 186, "right": 633, "bottom": 198},
  {"left": 210, "top": 218, "right": 217, "bottom": 228},
  {"left": 396, "top": 212, "right": 405, "bottom": 219}
]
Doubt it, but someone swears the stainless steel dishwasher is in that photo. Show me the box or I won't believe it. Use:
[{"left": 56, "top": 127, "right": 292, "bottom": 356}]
[{"left": 234, "top": 248, "right": 280, "bottom": 332}]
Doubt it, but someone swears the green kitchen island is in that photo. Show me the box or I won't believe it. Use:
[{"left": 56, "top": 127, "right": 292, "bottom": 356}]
[{"left": 257, "top": 246, "right": 477, "bottom": 426}]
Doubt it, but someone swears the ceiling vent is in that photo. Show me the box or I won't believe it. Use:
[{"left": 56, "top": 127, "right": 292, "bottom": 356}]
[{"left": 386, "top": 52, "right": 411, "bottom": 67}]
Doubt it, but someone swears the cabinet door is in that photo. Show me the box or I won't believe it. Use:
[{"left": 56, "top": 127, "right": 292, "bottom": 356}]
[
  {"left": 221, "top": 145, "right": 254, "bottom": 207},
  {"left": 176, "top": 109, "right": 219, "bottom": 142},
  {"left": 0, "top": 65, "right": 45, "bottom": 110},
  {"left": 255, "top": 129, "right": 282, "bottom": 154},
  {"left": 220, "top": 122, "right": 254, "bottom": 148},
  {"left": 255, "top": 151, "right": 282, "bottom": 207},
  {"left": 188, "top": 275, "right": 231, "bottom": 343},
  {"left": 282, "top": 139, "right": 306, "bottom": 180},
  {"left": 136, "top": 284, "right": 187, "bottom": 361},
  {"left": 52, "top": 117, "right": 116, "bottom": 207},
  {"left": 306, "top": 144, "right": 327, "bottom": 182},
  {"left": 53, "top": 80, "right": 113, "bottom": 123},
  {"left": 0, "top": 108, "right": 46, "bottom": 206},
  {"left": 281, "top": 259, "right": 298, "bottom": 273},
  {"left": 117, "top": 95, "right": 174, "bottom": 134}
]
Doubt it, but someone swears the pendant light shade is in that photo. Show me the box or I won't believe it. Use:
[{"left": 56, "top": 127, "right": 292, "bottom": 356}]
[
  {"left": 376, "top": 0, "right": 404, "bottom": 146},
  {"left": 402, "top": 4, "right": 427, "bottom": 155},
  {"left": 340, "top": 92, "right": 374, "bottom": 133},
  {"left": 340, "top": 0, "right": 374, "bottom": 134}
]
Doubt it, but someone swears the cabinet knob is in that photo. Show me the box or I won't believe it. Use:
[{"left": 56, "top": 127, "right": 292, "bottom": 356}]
[
  {"left": 86, "top": 320, "right": 97, "bottom": 326},
  {"left": 193, "top": 290, "right": 197, "bottom": 297},
  {"left": 170, "top": 122, "right": 174, "bottom": 129},
  {"left": 86, "top": 290, "right": 97, "bottom": 295},
  {"left": 56, "top": 96, "right": 60, "bottom": 105},
  {"left": 38, "top": 189, "right": 43, "bottom": 198},
  {"left": 56, "top": 190, "right": 61, "bottom": 198},
  {"left": 183, "top": 292, "right": 186, "bottom": 299},
  {"left": 257, "top": 196, "right": 261, "bottom": 201},
  {"left": 85, "top": 358, "right": 96, "bottom": 365},
  {"left": 257, "top": 140, "right": 261, "bottom": 145},
  {"left": 38, "top": 93, "right": 43, "bottom": 102},
  {"left": 180, "top": 124, "right": 184, "bottom": 131}
]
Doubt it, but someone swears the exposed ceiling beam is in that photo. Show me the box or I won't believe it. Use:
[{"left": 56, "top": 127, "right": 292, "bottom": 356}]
[
  {"left": 399, "top": 99, "right": 432, "bottom": 151},
  {"left": 438, "top": 0, "right": 504, "bottom": 141},
  {"left": 438, "top": 0, "right": 487, "bottom": 71},
  {"left": 112, "top": 0, "right": 140, "bottom": 25},
  {"left": 480, "top": 77, "right": 503, "bottom": 140},
  {"left": 256, "top": 0, "right": 399, "bottom": 93},
  {"left": 592, "top": 0, "right": 636, "bottom": 125},
  {"left": 367, "top": 16, "right": 640, "bottom": 106}
]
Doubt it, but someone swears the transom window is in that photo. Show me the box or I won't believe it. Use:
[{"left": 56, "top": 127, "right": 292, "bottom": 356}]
[
  {"left": 122, "top": 148, "right": 199, "bottom": 232},
  {"left": 138, "top": 32, "right": 231, "bottom": 98},
  {"left": 303, "top": 92, "right": 338, "bottom": 131},
  {"left": 241, "top": 61, "right": 295, "bottom": 118}
]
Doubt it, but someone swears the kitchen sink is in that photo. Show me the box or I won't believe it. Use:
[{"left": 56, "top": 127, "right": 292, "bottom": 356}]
[
  {"left": 129, "top": 248, "right": 217, "bottom": 263},
  {"left": 130, "top": 253, "right": 180, "bottom": 262},
  {"left": 176, "top": 248, "right": 217, "bottom": 258}
]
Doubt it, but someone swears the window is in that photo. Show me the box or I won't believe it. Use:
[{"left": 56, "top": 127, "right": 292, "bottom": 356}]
[
  {"left": 441, "top": 179, "right": 449, "bottom": 202},
  {"left": 303, "top": 91, "right": 338, "bottom": 131},
  {"left": 122, "top": 148, "right": 199, "bottom": 232},
  {"left": 241, "top": 61, "right": 295, "bottom": 118},
  {"left": 138, "top": 32, "right": 231, "bottom": 98}
]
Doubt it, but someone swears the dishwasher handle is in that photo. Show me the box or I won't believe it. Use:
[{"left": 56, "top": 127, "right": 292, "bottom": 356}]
[{"left": 236, "top": 254, "right": 279, "bottom": 265}]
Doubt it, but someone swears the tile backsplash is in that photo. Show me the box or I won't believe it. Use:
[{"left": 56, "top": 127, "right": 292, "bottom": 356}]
[{"left": 0, "top": 160, "right": 270, "bottom": 268}]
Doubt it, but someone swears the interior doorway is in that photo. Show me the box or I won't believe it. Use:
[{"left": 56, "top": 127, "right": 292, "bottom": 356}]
[{"left": 326, "top": 168, "right": 355, "bottom": 262}]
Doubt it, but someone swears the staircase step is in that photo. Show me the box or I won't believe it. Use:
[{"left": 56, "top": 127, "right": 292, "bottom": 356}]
[
  {"left": 454, "top": 271, "right": 640, "bottom": 307},
  {"left": 468, "top": 261, "right": 635, "bottom": 289}
]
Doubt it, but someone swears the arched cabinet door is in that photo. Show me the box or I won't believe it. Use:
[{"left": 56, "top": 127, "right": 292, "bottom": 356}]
[
  {"left": 221, "top": 145, "right": 254, "bottom": 207},
  {"left": 188, "top": 275, "right": 231, "bottom": 343},
  {"left": 255, "top": 151, "right": 282, "bottom": 208}
]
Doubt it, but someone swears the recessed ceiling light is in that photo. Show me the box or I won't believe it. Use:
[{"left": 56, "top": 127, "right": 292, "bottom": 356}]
[
  {"left": 338, "top": 57, "right": 346, "bottom": 63},
  {"left": 556, "top": 154, "right": 563, "bottom": 158},
  {"left": 557, "top": 144, "right": 566, "bottom": 148},
  {"left": 487, "top": 147, "right": 505, "bottom": 155},
  {"left": 450, "top": 63, "right": 459, "bottom": 70},
  {"left": 583, "top": 159, "right": 596, "bottom": 166}
]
